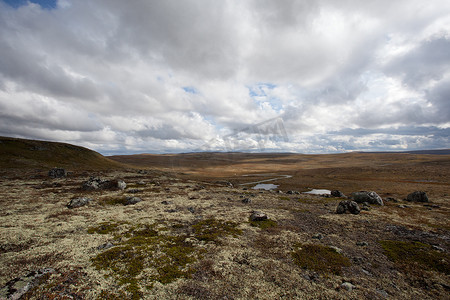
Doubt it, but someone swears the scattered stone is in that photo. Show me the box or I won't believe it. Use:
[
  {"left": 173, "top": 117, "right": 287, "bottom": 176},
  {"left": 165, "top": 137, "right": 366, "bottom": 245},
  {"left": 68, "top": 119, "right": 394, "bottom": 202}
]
[
  {"left": 0, "top": 268, "right": 54, "bottom": 300},
  {"left": 406, "top": 191, "right": 429, "bottom": 202},
  {"left": 127, "top": 188, "right": 142, "bottom": 194},
  {"left": 362, "top": 269, "right": 371, "bottom": 276},
  {"left": 243, "top": 188, "right": 248, "bottom": 191},
  {"left": 82, "top": 177, "right": 126, "bottom": 191},
  {"left": 376, "top": 289, "right": 389, "bottom": 298},
  {"left": 125, "top": 197, "right": 142, "bottom": 205},
  {"left": 352, "top": 191, "right": 384, "bottom": 205},
  {"left": 356, "top": 241, "right": 368, "bottom": 246},
  {"left": 397, "top": 204, "right": 409, "bottom": 209},
  {"left": 161, "top": 200, "right": 172, "bottom": 205},
  {"left": 187, "top": 207, "right": 196, "bottom": 213},
  {"left": 312, "top": 233, "right": 324, "bottom": 240},
  {"left": 341, "top": 282, "right": 355, "bottom": 291},
  {"left": 336, "top": 200, "right": 360, "bottom": 215},
  {"left": 67, "top": 197, "right": 93, "bottom": 209},
  {"left": 385, "top": 197, "right": 398, "bottom": 202},
  {"left": 423, "top": 204, "right": 440, "bottom": 209},
  {"left": 250, "top": 211, "right": 268, "bottom": 221},
  {"left": 48, "top": 168, "right": 67, "bottom": 178},
  {"left": 287, "top": 190, "right": 295, "bottom": 195},
  {"left": 331, "top": 190, "right": 346, "bottom": 197},
  {"left": 97, "top": 242, "right": 114, "bottom": 250},
  {"left": 242, "top": 198, "right": 251, "bottom": 204},
  {"left": 137, "top": 180, "right": 146, "bottom": 185},
  {"left": 432, "top": 245, "right": 445, "bottom": 252},
  {"left": 330, "top": 246, "right": 343, "bottom": 254}
]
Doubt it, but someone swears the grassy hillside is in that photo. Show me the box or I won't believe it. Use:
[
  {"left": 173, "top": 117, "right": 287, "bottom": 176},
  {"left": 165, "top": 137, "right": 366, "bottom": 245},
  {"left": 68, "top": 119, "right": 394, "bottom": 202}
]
[{"left": 0, "top": 136, "right": 125, "bottom": 171}]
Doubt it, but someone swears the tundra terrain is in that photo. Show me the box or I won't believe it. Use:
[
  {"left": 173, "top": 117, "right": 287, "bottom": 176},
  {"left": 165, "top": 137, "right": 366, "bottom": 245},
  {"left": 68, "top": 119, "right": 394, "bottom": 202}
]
[{"left": 0, "top": 137, "right": 449, "bottom": 299}]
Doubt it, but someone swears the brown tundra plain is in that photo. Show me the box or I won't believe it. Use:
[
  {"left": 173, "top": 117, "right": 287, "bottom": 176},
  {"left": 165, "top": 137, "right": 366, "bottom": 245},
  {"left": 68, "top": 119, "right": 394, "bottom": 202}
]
[{"left": 0, "top": 137, "right": 449, "bottom": 299}]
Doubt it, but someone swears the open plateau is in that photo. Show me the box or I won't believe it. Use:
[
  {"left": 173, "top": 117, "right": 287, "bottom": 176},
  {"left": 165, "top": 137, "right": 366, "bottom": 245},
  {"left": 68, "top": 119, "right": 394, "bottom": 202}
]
[{"left": 0, "top": 136, "right": 449, "bottom": 299}]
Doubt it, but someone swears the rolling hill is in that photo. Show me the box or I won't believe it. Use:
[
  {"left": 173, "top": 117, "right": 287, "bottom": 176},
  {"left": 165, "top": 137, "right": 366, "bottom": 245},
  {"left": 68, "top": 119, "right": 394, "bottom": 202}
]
[{"left": 0, "top": 136, "right": 125, "bottom": 171}]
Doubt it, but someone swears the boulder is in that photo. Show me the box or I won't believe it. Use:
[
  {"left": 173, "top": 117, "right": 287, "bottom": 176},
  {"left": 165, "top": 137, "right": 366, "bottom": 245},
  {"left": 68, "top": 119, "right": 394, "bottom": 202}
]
[
  {"left": 125, "top": 197, "right": 142, "bottom": 205},
  {"left": 48, "top": 168, "right": 67, "bottom": 178},
  {"left": 336, "top": 200, "right": 360, "bottom": 215},
  {"left": 331, "top": 190, "right": 345, "bottom": 198},
  {"left": 406, "top": 191, "right": 428, "bottom": 202},
  {"left": 250, "top": 211, "right": 268, "bottom": 221},
  {"left": 82, "top": 177, "right": 126, "bottom": 191},
  {"left": 352, "top": 191, "right": 383, "bottom": 205},
  {"left": 67, "top": 197, "right": 93, "bottom": 209}
]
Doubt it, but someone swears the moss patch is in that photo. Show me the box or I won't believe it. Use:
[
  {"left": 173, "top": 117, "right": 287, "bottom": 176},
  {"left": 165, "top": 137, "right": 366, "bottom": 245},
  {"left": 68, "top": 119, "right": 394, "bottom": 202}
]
[
  {"left": 98, "top": 196, "right": 128, "bottom": 206},
  {"left": 89, "top": 218, "right": 241, "bottom": 298},
  {"left": 291, "top": 243, "right": 351, "bottom": 275},
  {"left": 191, "top": 218, "right": 242, "bottom": 243},
  {"left": 249, "top": 219, "right": 278, "bottom": 229},
  {"left": 379, "top": 240, "right": 449, "bottom": 274}
]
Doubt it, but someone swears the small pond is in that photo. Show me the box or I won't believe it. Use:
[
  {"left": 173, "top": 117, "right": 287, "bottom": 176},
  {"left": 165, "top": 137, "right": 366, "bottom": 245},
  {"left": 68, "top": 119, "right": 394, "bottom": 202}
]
[
  {"left": 252, "top": 183, "right": 279, "bottom": 190},
  {"left": 303, "top": 189, "right": 331, "bottom": 195}
]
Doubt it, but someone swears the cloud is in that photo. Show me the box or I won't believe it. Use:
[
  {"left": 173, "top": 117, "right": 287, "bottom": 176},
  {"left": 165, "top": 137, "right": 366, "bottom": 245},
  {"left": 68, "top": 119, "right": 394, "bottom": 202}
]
[{"left": 0, "top": 0, "right": 449, "bottom": 154}]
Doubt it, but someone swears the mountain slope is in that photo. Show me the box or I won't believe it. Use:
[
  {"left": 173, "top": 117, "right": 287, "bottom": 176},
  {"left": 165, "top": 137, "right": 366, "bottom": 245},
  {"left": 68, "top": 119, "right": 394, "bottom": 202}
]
[{"left": 0, "top": 136, "right": 125, "bottom": 171}]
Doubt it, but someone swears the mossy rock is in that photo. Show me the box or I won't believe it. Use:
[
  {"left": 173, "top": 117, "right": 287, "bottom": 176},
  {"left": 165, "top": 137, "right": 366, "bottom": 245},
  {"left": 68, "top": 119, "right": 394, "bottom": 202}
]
[{"left": 291, "top": 243, "right": 351, "bottom": 275}]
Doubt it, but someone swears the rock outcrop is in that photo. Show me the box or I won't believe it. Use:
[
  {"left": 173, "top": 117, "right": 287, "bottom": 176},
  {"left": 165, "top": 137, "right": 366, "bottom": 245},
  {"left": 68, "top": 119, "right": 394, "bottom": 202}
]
[
  {"left": 48, "top": 168, "right": 67, "bottom": 178},
  {"left": 352, "top": 191, "right": 383, "bottom": 205},
  {"left": 336, "top": 200, "right": 361, "bottom": 214},
  {"left": 250, "top": 211, "right": 268, "bottom": 221},
  {"left": 0, "top": 268, "right": 54, "bottom": 300},
  {"left": 67, "top": 197, "right": 93, "bottom": 209},
  {"left": 82, "top": 177, "right": 126, "bottom": 191},
  {"left": 406, "top": 191, "right": 428, "bottom": 202}
]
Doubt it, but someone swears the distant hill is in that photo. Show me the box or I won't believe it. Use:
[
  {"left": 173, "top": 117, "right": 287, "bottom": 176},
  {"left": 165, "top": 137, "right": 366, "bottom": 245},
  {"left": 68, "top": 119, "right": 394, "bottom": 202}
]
[
  {"left": 362, "top": 149, "right": 450, "bottom": 155},
  {"left": 0, "top": 136, "right": 125, "bottom": 171}
]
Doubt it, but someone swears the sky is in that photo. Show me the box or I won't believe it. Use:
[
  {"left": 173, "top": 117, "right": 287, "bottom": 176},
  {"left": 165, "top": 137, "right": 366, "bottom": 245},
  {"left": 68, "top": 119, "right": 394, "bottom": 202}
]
[{"left": 0, "top": 0, "right": 449, "bottom": 155}]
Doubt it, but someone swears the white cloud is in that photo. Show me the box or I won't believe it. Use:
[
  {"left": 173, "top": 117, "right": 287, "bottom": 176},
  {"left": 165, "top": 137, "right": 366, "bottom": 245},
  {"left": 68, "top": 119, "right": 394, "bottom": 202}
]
[{"left": 0, "top": 0, "right": 449, "bottom": 154}]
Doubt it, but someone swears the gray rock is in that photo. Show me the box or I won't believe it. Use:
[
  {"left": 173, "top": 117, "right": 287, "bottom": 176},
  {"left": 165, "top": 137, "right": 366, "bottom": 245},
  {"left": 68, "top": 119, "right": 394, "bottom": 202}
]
[
  {"left": 336, "top": 200, "right": 360, "bottom": 215},
  {"left": 376, "top": 289, "right": 389, "bottom": 298},
  {"left": 330, "top": 246, "right": 343, "bottom": 254},
  {"left": 341, "top": 282, "right": 355, "bottom": 291},
  {"left": 48, "top": 168, "right": 67, "bottom": 178},
  {"left": 352, "top": 191, "right": 383, "bottom": 205},
  {"left": 356, "top": 241, "right": 368, "bottom": 246},
  {"left": 82, "top": 177, "right": 126, "bottom": 190},
  {"left": 242, "top": 198, "right": 251, "bottom": 204},
  {"left": 127, "top": 188, "right": 143, "bottom": 194},
  {"left": 312, "top": 233, "right": 324, "bottom": 240},
  {"left": 97, "top": 242, "right": 114, "bottom": 250},
  {"left": 406, "top": 191, "right": 428, "bottom": 202},
  {"left": 67, "top": 197, "right": 93, "bottom": 209},
  {"left": 0, "top": 268, "right": 54, "bottom": 300},
  {"left": 187, "top": 207, "right": 196, "bottom": 213},
  {"left": 250, "top": 211, "right": 268, "bottom": 221},
  {"left": 125, "top": 197, "right": 142, "bottom": 205},
  {"left": 116, "top": 180, "right": 127, "bottom": 190},
  {"left": 331, "top": 190, "right": 345, "bottom": 198}
]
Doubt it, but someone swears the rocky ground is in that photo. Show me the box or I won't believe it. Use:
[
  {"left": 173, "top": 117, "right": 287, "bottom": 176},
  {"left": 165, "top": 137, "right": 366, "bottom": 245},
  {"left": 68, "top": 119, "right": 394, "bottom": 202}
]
[{"left": 0, "top": 169, "right": 449, "bottom": 299}]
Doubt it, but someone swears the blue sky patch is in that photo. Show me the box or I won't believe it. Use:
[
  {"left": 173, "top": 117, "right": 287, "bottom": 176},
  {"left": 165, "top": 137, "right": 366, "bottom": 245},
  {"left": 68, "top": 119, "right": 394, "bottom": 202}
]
[
  {"left": 182, "top": 86, "right": 198, "bottom": 94},
  {"left": 2, "top": 0, "right": 57, "bottom": 9}
]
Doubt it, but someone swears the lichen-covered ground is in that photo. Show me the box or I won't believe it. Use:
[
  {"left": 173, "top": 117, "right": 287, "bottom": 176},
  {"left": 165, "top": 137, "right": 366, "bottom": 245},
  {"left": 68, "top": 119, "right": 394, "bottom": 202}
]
[{"left": 0, "top": 170, "right": 449, "bottom": 299}]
